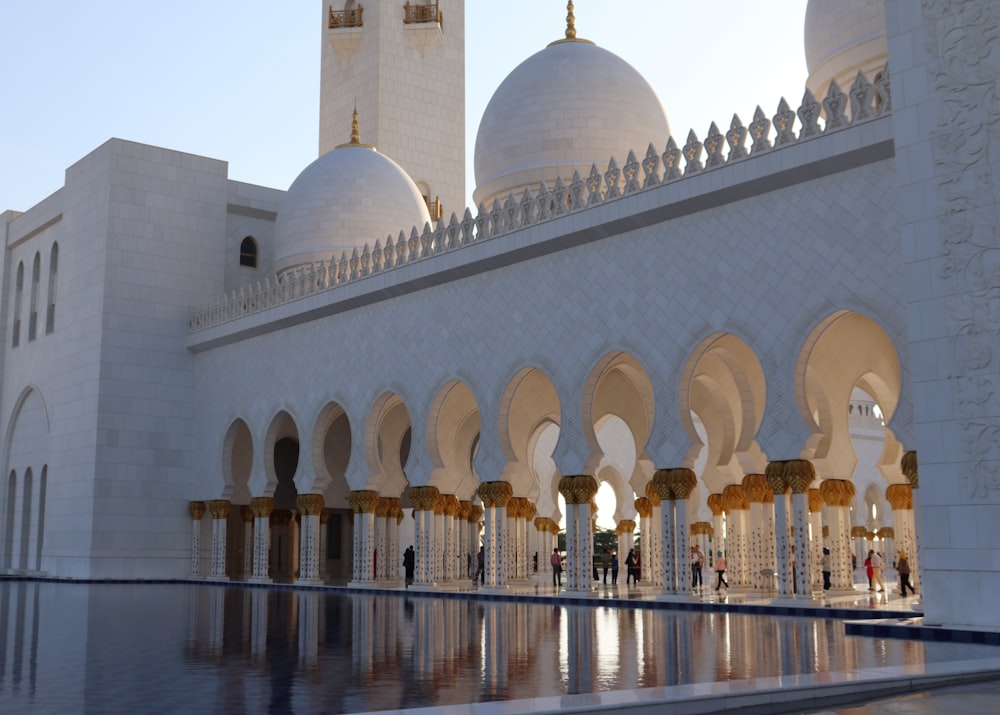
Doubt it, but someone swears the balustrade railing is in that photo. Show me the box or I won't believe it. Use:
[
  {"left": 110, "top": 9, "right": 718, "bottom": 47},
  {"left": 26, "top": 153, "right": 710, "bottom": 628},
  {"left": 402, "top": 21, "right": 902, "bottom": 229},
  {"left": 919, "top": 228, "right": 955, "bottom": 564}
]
[
  {"left": 404, "top": 1, "right": 442, "bottom": 26},
  {"left": 190, "top": 67, "right": 891, "bottom": 333},
  {"left": 329, "top": 6, "right": 363, "bottom": 29}
]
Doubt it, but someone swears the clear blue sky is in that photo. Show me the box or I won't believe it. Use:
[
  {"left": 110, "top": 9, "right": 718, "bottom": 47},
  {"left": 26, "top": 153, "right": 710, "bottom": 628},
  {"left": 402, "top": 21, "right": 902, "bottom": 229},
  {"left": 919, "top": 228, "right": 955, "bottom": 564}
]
[{"left": 1, "top": 1, "right": 807, "bottom": 214}]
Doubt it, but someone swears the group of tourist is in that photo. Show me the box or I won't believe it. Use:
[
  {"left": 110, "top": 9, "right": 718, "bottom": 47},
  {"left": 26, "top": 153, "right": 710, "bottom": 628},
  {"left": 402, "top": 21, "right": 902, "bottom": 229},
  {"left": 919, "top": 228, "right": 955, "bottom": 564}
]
[{"left": 403, "top": 542, "right": 915, "bottom": 597}]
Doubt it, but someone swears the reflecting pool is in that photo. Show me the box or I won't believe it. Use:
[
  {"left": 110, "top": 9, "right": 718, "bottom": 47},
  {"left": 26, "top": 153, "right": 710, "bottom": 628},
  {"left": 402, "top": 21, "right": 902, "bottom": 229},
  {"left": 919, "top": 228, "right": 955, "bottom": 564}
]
[{"left": 0, "top": 581, "right": 994, "bottom": 714}]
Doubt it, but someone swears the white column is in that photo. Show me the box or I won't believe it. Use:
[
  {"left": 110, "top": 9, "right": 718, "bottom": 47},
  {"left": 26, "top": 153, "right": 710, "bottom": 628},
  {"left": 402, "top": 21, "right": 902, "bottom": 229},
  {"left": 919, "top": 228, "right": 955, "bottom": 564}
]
[
  {"left": 649, "top": 499, "right": 663, "bottom": 587},
  {"left": 208, "top": 500, "right": 231, "bottom": 582},
  {"left": 373, "top": 500, "right": 388, "bottom": 581},
  {"left": 808, "top": 490, "right": 824, "bottom": 589},
  {"left": 821, "top": 479, "right": 856, "bottom": 592},
  {"left": 296, "top": 494, "right": 324, "bottom": 584},
  {"left": 722, "top": 483, "right": 751, "bottom": 589},
  {"left": 659, "top": 497, "right": 677, "bottom": 593},
  {"left": 189, "top": 502, "right": 205, "bottom": 578},
  {"left": 479, "top": 481, "right": 513, "bottom": 589},
  {"left": 708, "top": 493, "right": 726, "bottom": 568},
  {"left": 249, "top": 497, "right": 274, "bottom": 583},
  {"left": 636, "top": 499, "right": 653, "bottom": 586},
  {"left": 773, "top": 490, "right": 792, "bottom": 596},
  {"left": 318, "top": 509, "right": 329, "bottom": 579},
  {"left": 348, "top": 490, "right": 379, "bottom": 585},
  {"left": 887, "top": 482, "right": 918, "bottom": 586},
  {"left": 241, "top": 506, "right": 254, "bottom": 580}
]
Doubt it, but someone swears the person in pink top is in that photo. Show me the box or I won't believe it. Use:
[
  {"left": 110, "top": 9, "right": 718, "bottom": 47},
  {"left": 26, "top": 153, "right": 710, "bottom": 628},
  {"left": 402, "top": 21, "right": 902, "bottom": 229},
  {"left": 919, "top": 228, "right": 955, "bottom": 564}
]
[{"left": 550, "top": 547, "right": 563, "bottom": 587}]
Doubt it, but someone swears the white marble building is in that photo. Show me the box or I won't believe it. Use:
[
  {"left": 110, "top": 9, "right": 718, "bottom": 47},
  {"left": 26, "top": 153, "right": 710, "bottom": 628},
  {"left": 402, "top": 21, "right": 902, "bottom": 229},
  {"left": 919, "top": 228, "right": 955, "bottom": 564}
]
[{"left": 0, "top": 1, "right": 997, "bottom": 631}]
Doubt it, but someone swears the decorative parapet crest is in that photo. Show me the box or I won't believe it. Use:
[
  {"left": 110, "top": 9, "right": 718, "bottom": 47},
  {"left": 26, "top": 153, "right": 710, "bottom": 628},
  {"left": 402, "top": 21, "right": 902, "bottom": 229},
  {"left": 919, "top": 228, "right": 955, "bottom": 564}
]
[{"left": 190, "top": 67, "right": 892, "bottom": 332}]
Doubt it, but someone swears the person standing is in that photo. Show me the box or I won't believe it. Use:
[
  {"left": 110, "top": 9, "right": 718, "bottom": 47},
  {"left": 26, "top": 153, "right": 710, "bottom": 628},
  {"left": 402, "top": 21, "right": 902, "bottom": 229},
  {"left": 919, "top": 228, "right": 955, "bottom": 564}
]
[
  {"left": 403, "top": 545, "right": 415, "bottom": 587},
  {"left": 714, "top": 551, "right": 728, "bottom": 590},
  {"left": 864, "top": 551, "right": 874, "bottom": 591},
  {"left": 691, "top": 544, "right": 704, "bottom": 589},
  {"left": 897, "top": 551, "right": 916, "bottom": 596},
  {"left": 602, "top": 549, "right": 611, "bottom": 584},
  {"left": 871, "top": 550, "right": 885, "bottom": 592},
  {"left": 821, "top": 547, "right": 831, "bottom": 590},
  {"left": 475, "top": 546, "right": 485, "bottom": 585},
  {"left": 611, "top": 550, "right": 619, "bottom": 585},
  {"left": 550, "top": 547, "right": 563, "bottom": 587},
  {"left": 593, "top": 548, "right": 602, "bottom": 581},
  {"left": 625, "top": 548, "right": 637, "bottom": 586}
]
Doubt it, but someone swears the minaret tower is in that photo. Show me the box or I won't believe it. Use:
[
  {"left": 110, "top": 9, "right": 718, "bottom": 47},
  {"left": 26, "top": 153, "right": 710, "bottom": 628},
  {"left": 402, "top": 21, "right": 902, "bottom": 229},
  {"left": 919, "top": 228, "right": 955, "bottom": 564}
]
[{"left": 320, "top": 1, "right": 465, "bottom": 220}]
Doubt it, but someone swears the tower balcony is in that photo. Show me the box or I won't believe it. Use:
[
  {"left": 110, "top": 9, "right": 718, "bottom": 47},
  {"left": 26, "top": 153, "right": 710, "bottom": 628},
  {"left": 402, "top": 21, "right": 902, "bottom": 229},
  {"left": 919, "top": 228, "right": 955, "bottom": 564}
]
[
  {"left": 404, "top": 1, "right": 442, "bottom": 28},
  {"left": 329, "top": 5, "right": 363, "bottom": 29}
]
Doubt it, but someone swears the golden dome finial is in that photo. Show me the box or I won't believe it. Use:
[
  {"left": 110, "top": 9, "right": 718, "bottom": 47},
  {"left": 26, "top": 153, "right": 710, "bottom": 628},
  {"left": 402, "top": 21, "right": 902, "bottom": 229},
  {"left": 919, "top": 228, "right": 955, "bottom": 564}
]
[
  {"left": 548, "top": 1, "right": 592, "bottom": 46},
  {"left": 335, "top": 105, "right": 375, "bottom": 150},
  {"left": 350, "top": 105, "right": 361, "bottom": 145}
]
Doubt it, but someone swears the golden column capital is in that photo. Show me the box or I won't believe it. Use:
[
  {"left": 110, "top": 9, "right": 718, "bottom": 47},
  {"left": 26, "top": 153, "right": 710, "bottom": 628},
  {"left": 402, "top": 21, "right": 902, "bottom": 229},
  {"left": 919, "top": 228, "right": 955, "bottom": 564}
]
[
  {"left": 866, "top": 530, "right": 877, "bottom": 541},
  {"left": 458, "top": 500, "right": 472, "bottom": 520},
  {"left": 270, "top": 509, "right": 291, "bottom": 526},
  {"left": 533, "top": 516, "right": 548, "bottom": 532},
  {"left": 348, "top": 489, "right": 381, "bottom": 514},
  {"left": 819, "top": 478, "right": 855, "bottom": 507},
  {"left": 478, "top": 481, "right": 514, "bottom": 508},
  {"left": 320, "top": 508, "right": 332, "bottom": 525},
  {"left": 808, "top": 488, "right": 824, "bottom": 513},
  {"left": 558, "top": 475, "right": 598, "bottom": 504},
  {"left": 634, "top": 496, "right": 652, "bottom": 518},
  {"left": 297, "top": 494, "right": 325, "bottom": 516},
  {"left": 722, "top": 484, "right": 748, "bottom": 511},
  {"left": 651, "top": 469, "right": 673, "bottom": 501},
  {"left": 407, "top": 486, "right": 440, "bottom": 512},
  {"left": 208, "top": 499, "right": 231, "bottom": 520},
  {"left": 707, "top": 493, "right": 726, "bottom": 516},
  {"left": 385, "top": 497, "right": 403, "bottom": 522},
  {"left": 901, "top": 451, "right": 919, "bottom": 489},
  {"left": 691, "top": 521, "right": 712, "bottom": 536},
  {"left": 644, "top": 480, "right": 662, "bottom": 507},
  {"left": 765, "top": 460, "right": 789, "bottom": 495},
  {"left": 241, "top": 505, "right": 254, "bottom": 523},
  {"left": 616, "top": 519, "right": 636, "bottom": 535},
  {"left": 669, "top": 468, "right": 698, "bottom": 500},
  {"left": 742, "top": 473, "right": 772, "bottom": 503},
  {"left": 850, "top": 525, "right": 868, "bottom": 538},
  {"left": 877, "top": 526, "right": 895, "bottom": 539},
  {"left": 189, "top": 501, "right": 206, "bottom": 520},
  {"left": 885, "top": 483, "right": 913, "bottom": 510},
  {"left": 506, "top": 497, "right": 520, "bottom": 519},
  {"left": 249, "top": 497, "right": 274, "bottom": 518},
  {"left": 784, "top": 460, "right": 816, "bottom": 493},
  {"left": 468, "top": 504, "right": 484, "bottom": 523},
  {"left": 524, "top": 500, "right": 537, "bottom": 520}
]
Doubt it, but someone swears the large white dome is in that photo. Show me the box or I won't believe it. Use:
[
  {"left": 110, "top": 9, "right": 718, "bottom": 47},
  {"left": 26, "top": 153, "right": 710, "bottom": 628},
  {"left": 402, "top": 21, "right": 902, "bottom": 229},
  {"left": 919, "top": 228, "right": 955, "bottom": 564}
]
[
  {"left": 273, "top": 138, "right": 431, "bottom": 277},
  {"left": 804, "top": 0, "right": 887, "bottom": 98},
  {"left": 473, "top": 39, "right": 670, "bottom": 210}
]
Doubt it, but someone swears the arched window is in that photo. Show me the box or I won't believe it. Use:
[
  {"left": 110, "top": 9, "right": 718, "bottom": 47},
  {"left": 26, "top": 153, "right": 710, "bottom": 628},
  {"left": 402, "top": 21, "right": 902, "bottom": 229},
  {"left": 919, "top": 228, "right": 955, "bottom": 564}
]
[
  {"left": 46, "top": 243, "right": 58, "bottom": 334},
  {"left": 239, "top": 236, "right": 258, "bottom": 268},
  {"left": 28, "top": 252, "right": 40, "bottom": 341},
  {"left": 12, "top": 262, "right": 23, "bottom": 347}
]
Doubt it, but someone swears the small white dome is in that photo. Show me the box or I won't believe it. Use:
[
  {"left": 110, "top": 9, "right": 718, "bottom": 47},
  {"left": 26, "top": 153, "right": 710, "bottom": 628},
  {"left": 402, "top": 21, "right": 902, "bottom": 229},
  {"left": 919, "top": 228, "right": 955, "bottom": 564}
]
[
  {"left": 804, "top": 0, "right": 887, "bottom": 98},
  {"left": 273, "top": 140, "right": 431, "bottom": 277},
  {"left": 473, "top": 39, "right": 670, "bottom": 210}
]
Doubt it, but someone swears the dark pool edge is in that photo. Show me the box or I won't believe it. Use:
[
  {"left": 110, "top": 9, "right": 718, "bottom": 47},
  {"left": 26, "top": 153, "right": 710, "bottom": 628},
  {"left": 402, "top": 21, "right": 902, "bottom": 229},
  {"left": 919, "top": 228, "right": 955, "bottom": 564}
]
[{"left": 2, "top": 572, "right": 933, "bottom": 625}]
